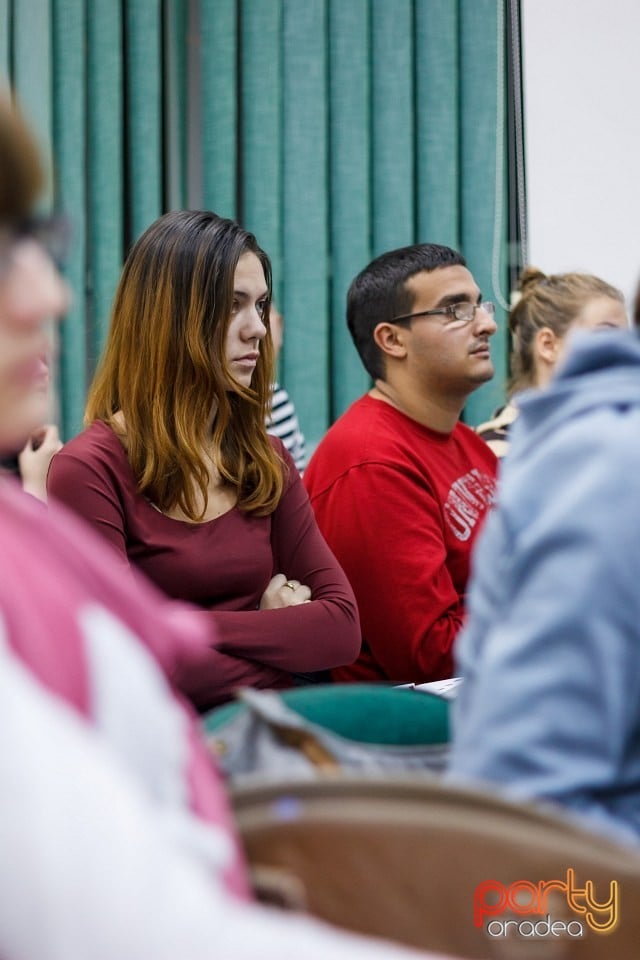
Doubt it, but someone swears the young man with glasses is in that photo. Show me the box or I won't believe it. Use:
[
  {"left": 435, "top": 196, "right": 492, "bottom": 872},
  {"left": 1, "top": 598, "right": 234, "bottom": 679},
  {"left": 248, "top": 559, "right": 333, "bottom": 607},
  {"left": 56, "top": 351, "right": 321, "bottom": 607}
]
[{"left": 304, "top": 244, "right": 498, "bottom": 684}]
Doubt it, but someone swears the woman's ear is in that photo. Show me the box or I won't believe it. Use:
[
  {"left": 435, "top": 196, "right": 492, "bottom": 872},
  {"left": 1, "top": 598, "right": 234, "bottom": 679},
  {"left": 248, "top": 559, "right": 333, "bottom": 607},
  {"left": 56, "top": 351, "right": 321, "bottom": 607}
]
[
  {"left": 535, "top": 326, "right": 560, "bottom": 366},
  {"left": 373, "top": 322, "right": 409, "bottom": 360},
  {"left": 532, "top": 326, "right": 563, "bottom": 387}
]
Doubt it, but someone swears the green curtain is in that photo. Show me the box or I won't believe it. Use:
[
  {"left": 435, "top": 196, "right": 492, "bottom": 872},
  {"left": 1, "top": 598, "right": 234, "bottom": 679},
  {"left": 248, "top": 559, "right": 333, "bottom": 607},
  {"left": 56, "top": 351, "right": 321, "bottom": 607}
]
[{"left": 1, "top": 0, "right": 511, "bottom": 444}]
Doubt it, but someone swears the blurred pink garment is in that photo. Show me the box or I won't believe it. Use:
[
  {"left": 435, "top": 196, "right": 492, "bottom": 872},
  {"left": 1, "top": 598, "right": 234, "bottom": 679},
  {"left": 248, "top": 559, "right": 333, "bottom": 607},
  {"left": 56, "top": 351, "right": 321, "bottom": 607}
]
[{"left": 0, "top": 475, "right": 248, "bottom": 899}]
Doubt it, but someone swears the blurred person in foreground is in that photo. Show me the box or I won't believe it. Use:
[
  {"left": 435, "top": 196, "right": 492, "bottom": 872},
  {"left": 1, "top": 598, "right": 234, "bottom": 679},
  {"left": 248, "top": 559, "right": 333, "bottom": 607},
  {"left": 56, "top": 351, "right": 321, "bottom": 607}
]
[
  {"left": 0, "top": 91, "right": 446, "bottom": 960},
  {"left": 449, "top": 299, "right": 640, "bottom": 845}
]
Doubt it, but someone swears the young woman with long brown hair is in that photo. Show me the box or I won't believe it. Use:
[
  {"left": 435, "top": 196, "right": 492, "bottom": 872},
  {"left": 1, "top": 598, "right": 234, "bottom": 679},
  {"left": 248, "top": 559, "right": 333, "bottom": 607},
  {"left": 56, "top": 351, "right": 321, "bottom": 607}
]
[{"left": 48, "top": 210, "right": 360, "bottom": 709}]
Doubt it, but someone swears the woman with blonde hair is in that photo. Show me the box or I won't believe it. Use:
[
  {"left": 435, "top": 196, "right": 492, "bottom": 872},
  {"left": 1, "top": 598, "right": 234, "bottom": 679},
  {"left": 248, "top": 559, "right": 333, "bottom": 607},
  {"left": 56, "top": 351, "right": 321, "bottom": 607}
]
[
  {"left": 48, "top": 210, "right": 360, "bottom": 709},
  {"left": 477, "top": 266, "right": 628, "bottom": 456}
]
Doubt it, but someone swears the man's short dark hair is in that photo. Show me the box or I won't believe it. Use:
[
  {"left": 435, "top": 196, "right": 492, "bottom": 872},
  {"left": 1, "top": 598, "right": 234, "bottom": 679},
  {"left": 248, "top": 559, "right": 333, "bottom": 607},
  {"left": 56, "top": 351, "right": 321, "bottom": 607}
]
[{"left": 347, "top": 243, "right": 466, "bottom": 380}]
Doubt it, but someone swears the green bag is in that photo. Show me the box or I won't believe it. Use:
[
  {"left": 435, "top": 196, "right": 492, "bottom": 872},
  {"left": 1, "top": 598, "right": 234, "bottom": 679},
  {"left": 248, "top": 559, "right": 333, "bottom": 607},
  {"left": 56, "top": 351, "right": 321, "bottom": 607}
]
[{"left": 204, "top": 684, "right": 450, "bottom": 781}]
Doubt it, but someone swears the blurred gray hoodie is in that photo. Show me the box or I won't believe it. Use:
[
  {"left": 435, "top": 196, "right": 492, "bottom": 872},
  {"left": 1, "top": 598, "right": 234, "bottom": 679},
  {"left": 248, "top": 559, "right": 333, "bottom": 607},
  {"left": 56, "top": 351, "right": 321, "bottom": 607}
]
[{"left": 449, "top": 329, "right": 640, "bottom": 846}]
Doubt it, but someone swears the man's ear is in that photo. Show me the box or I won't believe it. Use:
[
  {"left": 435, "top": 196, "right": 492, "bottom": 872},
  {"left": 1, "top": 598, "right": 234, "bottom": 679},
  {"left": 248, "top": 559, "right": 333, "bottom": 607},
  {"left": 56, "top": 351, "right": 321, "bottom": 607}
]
[
  {"left": 373, "top": 322, "right": 409, "bottom": 360},
  {"left": 535, "top": 326, "right": 560, "bottom": 366}
]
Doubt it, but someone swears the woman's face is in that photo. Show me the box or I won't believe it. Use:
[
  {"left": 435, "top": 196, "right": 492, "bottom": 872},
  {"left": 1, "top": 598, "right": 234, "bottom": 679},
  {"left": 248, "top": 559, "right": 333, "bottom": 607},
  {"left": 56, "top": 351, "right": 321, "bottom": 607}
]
[
  {"left": 0, "top": 240, "right": 69, "bottom": 452},
  {"left": 534, "top": 293, "right": 629, "bottom": 389},
  {"left": 572, "top": 295, "right": 628, "bottom": 333},
  {"left": 225, "top": 251, "right": 269, "bottom": 389}
]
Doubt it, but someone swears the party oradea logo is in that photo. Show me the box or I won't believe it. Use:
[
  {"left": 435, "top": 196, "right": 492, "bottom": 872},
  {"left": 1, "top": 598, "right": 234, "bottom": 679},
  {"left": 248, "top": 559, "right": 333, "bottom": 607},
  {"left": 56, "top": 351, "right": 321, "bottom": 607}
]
[{"left": 474, "top": 868, "right": 618, "bottom": 940}]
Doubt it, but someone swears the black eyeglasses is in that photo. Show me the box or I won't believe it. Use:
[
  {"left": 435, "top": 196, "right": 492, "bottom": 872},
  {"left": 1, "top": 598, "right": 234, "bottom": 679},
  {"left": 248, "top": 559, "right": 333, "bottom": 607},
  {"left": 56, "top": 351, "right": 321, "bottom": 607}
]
[
  {"left": 0, "top": 214, "right": 71, "bottom": 273},
  {"left": 390, "top": 301, "right": 496, "bottom": 327}
]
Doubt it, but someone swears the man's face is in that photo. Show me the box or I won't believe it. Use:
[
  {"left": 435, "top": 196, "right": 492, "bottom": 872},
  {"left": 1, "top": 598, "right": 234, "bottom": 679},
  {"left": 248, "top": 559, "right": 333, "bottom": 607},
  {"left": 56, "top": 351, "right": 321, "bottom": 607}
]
[
  {"left": 0, "top": 239, "right": 69, "bottom": 453},
  {"left": 398, "top": 265, "right": 497, "bottom": 398}
]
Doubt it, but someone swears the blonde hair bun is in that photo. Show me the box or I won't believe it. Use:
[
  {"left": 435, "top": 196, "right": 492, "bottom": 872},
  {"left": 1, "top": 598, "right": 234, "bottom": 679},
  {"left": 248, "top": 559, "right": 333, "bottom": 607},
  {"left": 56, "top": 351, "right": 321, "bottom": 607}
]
[{"left": 518, "top": 266, "right": 547, "bottom": 293}]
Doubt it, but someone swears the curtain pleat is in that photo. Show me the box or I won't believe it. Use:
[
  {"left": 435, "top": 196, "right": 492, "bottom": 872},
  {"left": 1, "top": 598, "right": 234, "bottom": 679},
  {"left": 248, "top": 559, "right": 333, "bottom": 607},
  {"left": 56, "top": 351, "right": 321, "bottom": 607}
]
[
  {"left": 201, "top": 0, "right": 237, "bottom": 218},
  {"left": 240, "top": 0, "right": 283, "bottom": 305},
  {"left": 459, "top": 0, "right": 509, "bottom": 422},
  {"left": 1, "top": 0, "right": 511, "bottom": 444},
  {"left": 415, "top": 0, "right": 460, "bottom": 248},
  {"left": 87, "top": 0, "right": 124, "bottom": 368},
  {"left": 125, "top": 0, "right": 162, "bottom": 241},
  {"left": 328, "top": 0, "right": 371, "bottom": 419},
  {"left": 53, "top": 0, "right": 87, "bottom": 439},
  {"left": 371, "top": 0, "right": 415, "bottom": 255},
  {"left": 0, "top": 0, "right": 10, "bottom": 80},
  {"left": 164, "top": 1, "right": 189, "bottom": 212},
  {"left": 282, "top": 0, "right": 330, "bottom": 445},
  {"left": 12, "top": 0, "right": 53, "bottom": 208}
]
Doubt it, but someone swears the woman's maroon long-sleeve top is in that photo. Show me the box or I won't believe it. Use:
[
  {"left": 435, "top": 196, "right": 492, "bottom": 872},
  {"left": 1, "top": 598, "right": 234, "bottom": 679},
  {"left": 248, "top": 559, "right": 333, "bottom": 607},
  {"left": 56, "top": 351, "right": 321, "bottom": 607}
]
[{"left": 47, "top": 420, "right": 360, "bottom": 709}]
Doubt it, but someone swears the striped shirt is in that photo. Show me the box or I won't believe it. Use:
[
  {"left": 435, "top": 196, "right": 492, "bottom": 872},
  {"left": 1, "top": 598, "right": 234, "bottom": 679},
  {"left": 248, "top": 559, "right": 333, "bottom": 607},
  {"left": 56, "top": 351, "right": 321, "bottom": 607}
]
[{"left": 266, "top": 382, "right": 306, "bottom": 473}]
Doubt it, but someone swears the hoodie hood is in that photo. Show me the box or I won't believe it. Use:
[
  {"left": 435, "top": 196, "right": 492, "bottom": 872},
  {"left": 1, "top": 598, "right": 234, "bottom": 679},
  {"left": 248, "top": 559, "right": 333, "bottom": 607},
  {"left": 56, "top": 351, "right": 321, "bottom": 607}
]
[{"left": 508, "top": 329, "right": 640, "bottom": 461}]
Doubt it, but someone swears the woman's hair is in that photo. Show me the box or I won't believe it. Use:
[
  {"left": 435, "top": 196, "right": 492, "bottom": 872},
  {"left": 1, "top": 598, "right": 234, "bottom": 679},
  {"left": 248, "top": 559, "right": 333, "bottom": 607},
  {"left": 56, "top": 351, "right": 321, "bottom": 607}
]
[
  {"left": 508, "top": 266, "right": 624, "bottom": 392},
  {"left": 0, "top": 93, "right": 43, "bottom": 225},
  {"left": 86, "top": 210, "right": 283, "bottom": 520}
]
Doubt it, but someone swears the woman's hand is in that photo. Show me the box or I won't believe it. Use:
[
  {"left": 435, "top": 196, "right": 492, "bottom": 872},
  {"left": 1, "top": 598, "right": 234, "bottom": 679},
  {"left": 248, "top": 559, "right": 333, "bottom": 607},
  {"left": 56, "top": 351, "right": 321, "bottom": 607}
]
[
  {"left": 18, "top": 424, "right": 63, "bottom": 502},
  {"left": 259, "top": 573, "right": 311, "bottom": 610}
]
